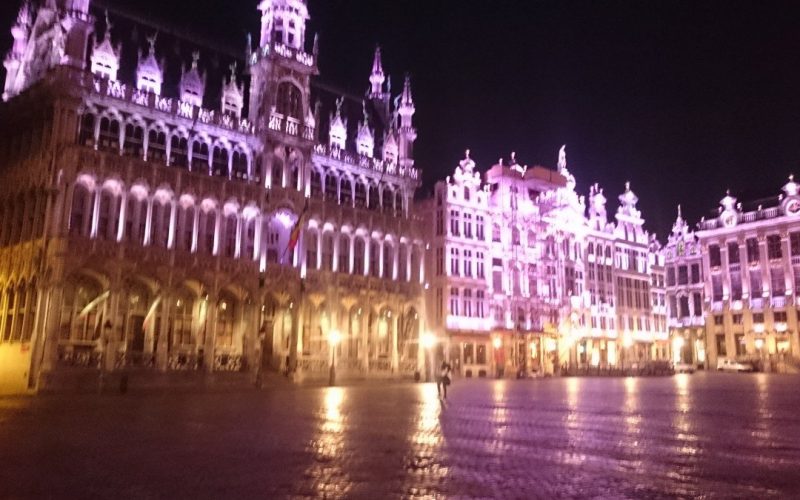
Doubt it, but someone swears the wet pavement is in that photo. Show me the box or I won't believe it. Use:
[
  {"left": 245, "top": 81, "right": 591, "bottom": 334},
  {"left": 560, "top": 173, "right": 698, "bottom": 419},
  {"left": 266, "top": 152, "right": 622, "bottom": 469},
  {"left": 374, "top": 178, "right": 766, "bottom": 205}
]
[{"left": 1, "top": 373, "right": 799, "bottom": 499}]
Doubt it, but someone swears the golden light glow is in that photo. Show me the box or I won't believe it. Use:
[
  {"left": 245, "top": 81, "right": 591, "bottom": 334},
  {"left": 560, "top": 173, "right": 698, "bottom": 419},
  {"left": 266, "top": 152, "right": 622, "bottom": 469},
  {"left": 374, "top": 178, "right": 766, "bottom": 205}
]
[{"left": 328, "top": 329, "right": 342, "bottom": 346}]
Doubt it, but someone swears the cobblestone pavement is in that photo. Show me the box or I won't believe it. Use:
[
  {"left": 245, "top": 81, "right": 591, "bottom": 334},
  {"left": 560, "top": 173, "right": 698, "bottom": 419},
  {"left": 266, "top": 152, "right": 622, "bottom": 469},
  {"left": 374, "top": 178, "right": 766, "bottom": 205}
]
[{"left": 1, "top": 373, "right": 800, "bottom": 499}]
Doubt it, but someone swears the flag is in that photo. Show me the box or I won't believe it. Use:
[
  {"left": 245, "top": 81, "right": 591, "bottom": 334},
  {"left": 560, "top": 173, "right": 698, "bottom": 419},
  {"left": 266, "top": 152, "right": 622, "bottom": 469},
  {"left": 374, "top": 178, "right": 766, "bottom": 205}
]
[{"left": 283, "top": 199, "right": 309, "bottom": 260}]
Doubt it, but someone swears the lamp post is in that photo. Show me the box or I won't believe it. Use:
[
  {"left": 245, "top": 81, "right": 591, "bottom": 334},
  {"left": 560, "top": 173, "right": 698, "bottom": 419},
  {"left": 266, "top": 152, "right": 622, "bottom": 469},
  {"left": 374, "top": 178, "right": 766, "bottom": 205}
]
[
  {"left": 99, "top": 320, "right": 112, "bottom": 394},
  {"left": 328, "top": 329, "right": 341, "bottom": 386},
  {"left": 421, "top": 332, "right": 436, "bottom": 382}
]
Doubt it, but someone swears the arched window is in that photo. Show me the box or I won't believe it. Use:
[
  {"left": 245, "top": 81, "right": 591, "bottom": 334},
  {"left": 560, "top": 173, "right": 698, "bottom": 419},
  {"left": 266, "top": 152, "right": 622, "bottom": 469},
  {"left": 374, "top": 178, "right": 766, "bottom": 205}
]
[
  {"left": 382, "top": 243, "right": 394, "bottom": 279},
  {"left": 79, "top": 113, "right": 95, "bottom": 147},
  {"left": 212, "top": 145, "right": 229, "bottom": 177},
  {"left": 276, "top": 82, "right": 302, "bottom": 119},
  {"left": 97, "top": 189, "right": 118, "bottom": 241},
  {"left": 382, "top": 188, "right": 393, "bottom": 213},
  {"left": 324, "top": 173, "right": 338, "bottom": 202},
  {"left": 147, "top": 129, "right": 167, "bottom": 163},
  {"left": 223, "top": 214, "right": 238, "bottom": 258},
  {"left": 124, "top": 195, "right": 147, "bottom": 245},
  {"left": 242, "top": 216, "right": 257, "bottom": 260},
  {"left": 123, "top": 122, "right": 145, "bottom": 158},
  {"left": 232, "top": 150, "right": 248, "bottom": 180},
  {"left": 370, "top": 241, "right": 380, "bottom": 277},
  {"left": 150, "top": 200, "right": 171, "bottom": 248},
  {"left": 191, "top": 141, "right": 209, "bottom": 173},
  {"left": 340, "top": 178, "right": 353, "bottom": 206},
  {"left": 305, "top": 230, "right": 318, "bottom": 269},
  {"left": 69, "top": 183, "right": 92, "bottom": 237},
  {"left": 368, "top": 185, "right": 380, "bottom": 211},
  {"left": 354, "top": 182, "right": 366, "bottom": 208},
  {"left": 338, "top": 235, "right": 350, "bottom": 273},
  {"left": 264, "top": 218, "right": 282, "bottom": 264},
  {"left": 394, "top": 191, "right": 403, "bottom": 215},
  {"left": 176, "top": 204, "right": 195, "bottom": 252},
  {"left": 354, "top": 238, "right": 365, "bottom": 275},
  {"left": 411, "top": 246, "right": 422, "bottom": 283},
  {"left": 2, "top": 288, "right": 15, "bottom": 342},
  {"left": 321, "top": 232, "right": 334, "bottom": 271},
  {"left": 398, "top": 244, "right": 408, "bottom": 282},
  {"left": 59, "top": 277, "right": 103, "bottom": 343},
  {"left": 98, "top": 117, "right": 120, "bottom": 151},
  {"left": 170, "top": 290, "right": 195, "bottom": 349},
  {"left": 170, "top": 136, "right": 188, "bottom": 168},
  {"left": 271, "top": 157, "right": 284, "bottom": 188},
  {"left": 198, "top": 209, "right": 217, "bottom": 255},
  {"left": 310, "top": 170, "right": 322, "bottom": 197}
]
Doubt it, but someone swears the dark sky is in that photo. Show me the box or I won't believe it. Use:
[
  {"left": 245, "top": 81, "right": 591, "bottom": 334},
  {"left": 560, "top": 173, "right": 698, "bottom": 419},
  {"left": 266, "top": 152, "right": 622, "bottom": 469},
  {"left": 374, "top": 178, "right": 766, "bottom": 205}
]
[{"left": 2, "top": 0, "right": 800, "bottom": 238}]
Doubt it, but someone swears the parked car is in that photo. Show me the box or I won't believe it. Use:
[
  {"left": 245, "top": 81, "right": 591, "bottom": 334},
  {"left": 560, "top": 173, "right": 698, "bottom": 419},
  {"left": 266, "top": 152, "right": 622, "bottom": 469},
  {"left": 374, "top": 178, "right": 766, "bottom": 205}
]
[
  {"left": 716, "top": 358, "right": 754, "bottom": 372},
  {"left": 673, "top": 362, "right": 696, "bottom": 374}
]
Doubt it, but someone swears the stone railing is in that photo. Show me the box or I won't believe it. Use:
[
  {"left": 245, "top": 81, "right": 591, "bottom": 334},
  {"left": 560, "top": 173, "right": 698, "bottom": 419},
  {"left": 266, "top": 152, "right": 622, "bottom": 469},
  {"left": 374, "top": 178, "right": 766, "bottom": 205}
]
[
  {"left": 399, "top": 360, "right": 418, "bottom": 374},
  {"left": 267, "top": 112, "right": 315, "bottom": 141},
  {"left": 57, "top": 344, "right": 101, "bottom": 368},
  {"left": 249, "top": 40, "right": 316, "bottom": 69},
  {"left": 214, "top": 353, "right": 244, "bottom": 372},
  {"left": 313, "top": 144, "right": 420, "bottom": 181},
  {"left": 115, "top": 351, "right": 156, "bottom": 369},
  {"left": 298, "top": 357, "right": 328, "bottom": 373},
  {"left": 168, "top": 352, "right": 201, "bottom": 371},
  {"left": 337, "top": 358, "right": 363, "bottom": 372},
  {"left": 369, "top": 358, "right": 392, "bottom": 372}
]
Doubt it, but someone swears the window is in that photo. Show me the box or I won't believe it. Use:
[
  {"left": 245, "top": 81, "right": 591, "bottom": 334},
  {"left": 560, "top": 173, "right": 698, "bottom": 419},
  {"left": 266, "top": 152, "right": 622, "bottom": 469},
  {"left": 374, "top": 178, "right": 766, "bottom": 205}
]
[
  {"left": 449, "top": 210, "right": 460, "bottom": 236},
  {"left": 711, "top": 275, "right": 723, "bottom": 301},
  {"left": 679, "top": 296, "right": 689, "bottom": 318},
  {"left": 709, "top": 245, "right": 721, "bottom": 267},
  {"left": 464, "top": 250, "right": 472, "bottom": 277},
  {"left": 476, "top": 216, "right": 485, "bottom": 240},
  {"left": 767, "top": 235, "right": 782, "bottom": 260},
  {"left": 436, "top": 247, "right": 444, "bottom": 276},
  {"left": 750, "top": 269, "right": 762, "bottom": 296},
  {"left": 716, "top": 334, "right": 726, "bottom": 356},
  {"left": 476, "top": 344, "right": 487, "bottom": 364},
  {"left": 305, "top": 231, "right": 318, "bottom": 269},
  {"left": 322, "top": 233, "right": 334, "bottom": 271},
  {"left": 476, "top": 252, "right": 485, "bottom": 279},
  {"left": 669, "top": 296, "right": 677, "bottom": 318},
  {"left": 492, "top": 224, "right": 501, "bottom": 242},
  {"left": 450, "top": 288, "right": 459, "bottom": 316},
  {"left": 354, "top": 239, "right": 365, "bottom": 275},
  {"left": 678, "top": 266, "right": 688, "bottom": 285},
  {"left": 339, "top": 237, "right": 350, "bottom": 273},
  {"left": 713, "top": 314, "right": 723, "bottom": 326},
  {"left": 463, "top": 289, "right": 472, "bottom": 317},
  {"left": 774, "top": 311, "right": 787, "bottom": 323},
  {"left": 436, "top": 210, "right": 444, "bottom": 236},
  {"left": 730, "top": 272, "right": 742, "bottom": 300},
  {"left": 370, "top": 242, "right": 380, "bottom": 277},
  {"left": 476, "top": 290, "right": 485, "bottom": 318},
  {"left": 771, "top": 268, "right": 785, "bottom": 296},
  {"left": 746, "top": 238, "right": 760, "bottom": 263},
  {"left": 752, "top": 312, "right": 764, "bottom": 324},
  {"left": 450, "top": 248, "right": 460, "bottom": 276},
  {"left": 732, "top": 313, "right": 743, "bottom": 325},
  {"left": 727, "top": 241, "right": 740, "bottom": 265},
  {"left": 693, "top": 293, "right": 702, "bottom": 316},
  {"left": 464, "top": 214, "right": 473, "bottom": 238},
  {"left": 691, "top": 264, "right": 700, "bottom": 283},
  {"left": 666, "top": 267, "right": 675, "bottom": 286},
  {"left": 791, "top": 232, "right": 800, "bottom": 256}
]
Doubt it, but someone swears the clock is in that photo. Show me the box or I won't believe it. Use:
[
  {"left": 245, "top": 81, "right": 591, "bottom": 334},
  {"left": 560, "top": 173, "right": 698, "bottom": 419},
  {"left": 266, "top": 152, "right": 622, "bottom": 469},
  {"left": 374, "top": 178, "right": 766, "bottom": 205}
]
[
  {"left": 784, "top": 197, "right": 800, "bottom": 216},
  {"left": 721, "top": 209, "right": 737, "bottom": 228}
]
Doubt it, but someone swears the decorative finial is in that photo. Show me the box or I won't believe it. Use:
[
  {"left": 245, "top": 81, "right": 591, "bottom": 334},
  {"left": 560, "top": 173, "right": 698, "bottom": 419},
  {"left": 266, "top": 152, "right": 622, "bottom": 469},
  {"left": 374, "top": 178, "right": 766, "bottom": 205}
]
[
  {"left": 146, "top": 32, "right": 158, "bottom": 55},
  {"left": 228, "top": 61, "right": 237, "bottom": 81},
  {"left": 465, "top": 148, "right": 471, "bottom": 159},
  {"left": 790, "top": 174, "right": 795, "bottom": 182},
  {"left": 726, "top": 188, "right": 731, "bottom": 196},
  {"left": 104, "top": 10, "right": 113, "bottom": 37},
  {"left": 191, "top": 51, "right": 200, "bottom": 69},
  {"left": 625, "top": 181, "right": 631, "bottom": 192},
  {"left": 558, "top": 145, "right": 567, "bottom": 171},
  {"left": 677, "top": 204, "right": 682, "bottom": 218},
  {"left": 335, "top": 96, "right": 344, "bottom": 115}
]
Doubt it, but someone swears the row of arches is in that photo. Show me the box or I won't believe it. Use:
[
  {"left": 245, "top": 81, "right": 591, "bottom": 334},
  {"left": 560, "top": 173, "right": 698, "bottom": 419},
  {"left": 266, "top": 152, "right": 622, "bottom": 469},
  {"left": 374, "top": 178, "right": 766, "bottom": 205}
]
[
  {"left": 303, "top": 227, "right": 424, "bottom": 283},
  {"left": 78, "top": 107, "right": 256, "bottom": 181},
  {"left": 67, "top": 174, "right": 296, "bottom": 265},
  {"left": 309, "top": 166, "right": 406, "bottom": 213}
]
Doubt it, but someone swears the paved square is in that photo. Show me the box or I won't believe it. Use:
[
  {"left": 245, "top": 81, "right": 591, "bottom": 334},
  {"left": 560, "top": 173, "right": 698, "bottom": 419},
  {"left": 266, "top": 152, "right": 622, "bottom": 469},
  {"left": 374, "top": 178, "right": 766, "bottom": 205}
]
[{"left": 1, "top": 373, "right": 799, "bottom": 498}]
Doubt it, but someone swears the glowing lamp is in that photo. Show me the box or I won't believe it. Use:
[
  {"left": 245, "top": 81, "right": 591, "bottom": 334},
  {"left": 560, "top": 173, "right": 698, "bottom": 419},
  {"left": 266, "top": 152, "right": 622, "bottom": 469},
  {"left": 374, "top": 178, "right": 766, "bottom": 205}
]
[
  {"left": 492, "top": 337, "right": 502, "bottom": 350},
  {"left": 328, "top": 329, "right": 342, "bottom": 346},
  {"left": 754, "top": 338, "right": 764, "bottom": 350},
  {"left": 421, "top": 333, "right": 436, "bottom": 349},
  {"left": 622, "top": 333, "right": 633, "bottom": 348}
]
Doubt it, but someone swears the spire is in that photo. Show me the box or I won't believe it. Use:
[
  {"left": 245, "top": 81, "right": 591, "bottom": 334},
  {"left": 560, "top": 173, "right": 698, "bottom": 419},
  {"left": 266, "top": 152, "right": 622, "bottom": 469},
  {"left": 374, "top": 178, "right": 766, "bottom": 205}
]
[
  {"left": 221, "top": 62, "right": 243, "bottom": 118},
  {"left": 398, "top": 73, "right": 415, "bottom": 130},
  {"left": 328, "top": 97, "right": 347, "bottom": 150},
  {"left": 179, "top": 51, "right": 205, "bottom": 107},
  {"left": 672, "top": 204, "right": 687, "bottom": 235},
  {"left": 90, "top": 11, "right": 121, "bottom": 80},
  {"left": 557, "top": 144, "right": 567, "bottom": 172},
  {"left": 136, "top": 32, "right": 163, "bottom": 94},
  {"left": 356, "top": 101, "right": 375, "bottom": 158},
  {"left": 369, "top": 46, "right": 385, "bottom": 97}
]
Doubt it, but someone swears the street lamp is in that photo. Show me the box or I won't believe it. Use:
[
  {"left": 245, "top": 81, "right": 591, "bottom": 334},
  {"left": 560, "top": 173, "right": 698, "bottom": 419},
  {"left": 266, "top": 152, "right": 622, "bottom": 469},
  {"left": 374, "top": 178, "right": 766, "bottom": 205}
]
[
  {"left": 328, "top": 329, "right": 341, "bottom": 386},
  {"left": 421, "top": 332, "right": 436, "bottom": 382}
]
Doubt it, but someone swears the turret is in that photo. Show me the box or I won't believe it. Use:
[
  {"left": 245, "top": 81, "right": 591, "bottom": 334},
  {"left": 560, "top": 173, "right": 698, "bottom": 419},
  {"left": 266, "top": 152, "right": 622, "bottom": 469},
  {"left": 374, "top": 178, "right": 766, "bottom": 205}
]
[
  {"left": 328, "top": 97, "right": 347, "bottom": 150},
  {"left": 90, "top": 11, "right": 121, "bottom": 80},
  {"left": 136, "top": 33, "right": 163, "bottom": 95},
  {"left": 221, "top": 63, "right": 244, "bottom": 118},
  {"left": 179, "top": 51, "right": 205, "bottom": 107},
  {"left": 369, "top": 46, "right": 385, "bottom": 98},
  {"left": 258, "top": 0, "right": 309, "bottom": 50},
  {"left": 356, "top": 101, "right": 374, "bottom": 158},
  {"left": 397, "top": 74, "right": 417, "bottom": 168}
]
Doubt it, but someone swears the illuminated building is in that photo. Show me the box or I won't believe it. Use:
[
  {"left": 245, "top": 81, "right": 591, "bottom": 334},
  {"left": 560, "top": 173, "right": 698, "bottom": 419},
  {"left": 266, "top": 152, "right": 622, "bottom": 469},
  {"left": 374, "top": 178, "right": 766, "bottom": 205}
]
[
  {"left": 0, "top": 0, "right": 424, "bottom": 394},
  {"left": 690, "top": 178, "right": 800, "bottom": 371},
  {"left": 424, "top": 147, "right": 669, "bottom": 376}
]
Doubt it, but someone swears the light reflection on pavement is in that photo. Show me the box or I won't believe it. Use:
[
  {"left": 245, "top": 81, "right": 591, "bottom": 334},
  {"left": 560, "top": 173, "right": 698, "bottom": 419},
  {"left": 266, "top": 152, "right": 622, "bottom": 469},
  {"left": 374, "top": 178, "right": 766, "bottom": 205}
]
[{"left": 0, "top": 373, "right": 799, "bottom": 498}]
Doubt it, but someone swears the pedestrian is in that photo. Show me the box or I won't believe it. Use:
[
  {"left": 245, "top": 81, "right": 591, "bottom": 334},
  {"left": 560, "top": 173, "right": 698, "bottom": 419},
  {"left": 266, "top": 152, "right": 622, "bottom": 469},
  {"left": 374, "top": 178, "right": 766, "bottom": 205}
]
[{"left": 437, "top": 359, "right": 452, "bottom": 400}]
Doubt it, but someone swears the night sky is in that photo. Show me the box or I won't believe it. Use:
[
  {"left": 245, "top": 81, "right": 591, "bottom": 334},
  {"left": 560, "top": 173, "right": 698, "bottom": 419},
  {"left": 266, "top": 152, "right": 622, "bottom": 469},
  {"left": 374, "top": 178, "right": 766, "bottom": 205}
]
[{"left": 2, "top": 0, "right": 800, "bottom": 238}]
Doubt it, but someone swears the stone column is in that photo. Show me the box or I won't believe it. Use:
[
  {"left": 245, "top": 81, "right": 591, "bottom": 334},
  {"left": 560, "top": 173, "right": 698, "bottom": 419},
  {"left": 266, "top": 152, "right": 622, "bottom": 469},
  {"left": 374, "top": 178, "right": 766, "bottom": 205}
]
[
  {"left": 157, "top": 293, "right": 171, "bottom": 371},
  {"left": 288, "top": 301, "right": 300, "bottom": 375},
  {"left": 204, "top": 294, "right": 218, "bottom": 372},
  {"left": 105, "top": 286, "right": 122, "bottom": 372}
]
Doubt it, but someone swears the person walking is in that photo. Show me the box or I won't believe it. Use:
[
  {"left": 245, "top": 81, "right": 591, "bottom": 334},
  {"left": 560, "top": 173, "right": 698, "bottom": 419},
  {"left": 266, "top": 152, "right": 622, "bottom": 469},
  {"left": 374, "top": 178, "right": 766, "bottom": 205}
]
[{"left": 437, "top": 359, "right": 452, "bottom": 400}]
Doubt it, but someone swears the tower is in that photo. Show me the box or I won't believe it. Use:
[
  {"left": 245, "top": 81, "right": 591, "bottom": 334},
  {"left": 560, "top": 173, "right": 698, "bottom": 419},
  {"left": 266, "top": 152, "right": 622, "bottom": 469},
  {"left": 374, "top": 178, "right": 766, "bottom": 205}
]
[
  {"left": 136, "top": 33, "right": 163, "bottom": 95},
  {"left": 89, "top": 11, "right": 121, "bottom": 81},
  {"left": 396, "top": 74, "right": 417, "bottom": 171},
  {"left": 249, "top": 0, "right": 318, "bottom": 189},
  {"left": 179, "top": 51, "right": 205, "bottom": 107}
]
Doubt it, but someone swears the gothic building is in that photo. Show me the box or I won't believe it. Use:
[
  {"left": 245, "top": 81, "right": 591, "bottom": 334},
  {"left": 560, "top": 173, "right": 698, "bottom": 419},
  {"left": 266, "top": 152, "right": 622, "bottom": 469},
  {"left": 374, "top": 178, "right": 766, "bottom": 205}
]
[{"left": 0, "top": 0, "right": 424, "bottom": 394}]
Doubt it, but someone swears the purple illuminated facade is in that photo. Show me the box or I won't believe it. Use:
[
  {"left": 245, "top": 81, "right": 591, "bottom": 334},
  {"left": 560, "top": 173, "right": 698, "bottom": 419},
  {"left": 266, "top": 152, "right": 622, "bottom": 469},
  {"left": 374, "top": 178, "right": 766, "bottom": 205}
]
[
  {"left": 422, "top": 147, "right": 669, "bottom": 377},
  {"left": 0, "top": 0, "right": 425, "bottom": 394}
]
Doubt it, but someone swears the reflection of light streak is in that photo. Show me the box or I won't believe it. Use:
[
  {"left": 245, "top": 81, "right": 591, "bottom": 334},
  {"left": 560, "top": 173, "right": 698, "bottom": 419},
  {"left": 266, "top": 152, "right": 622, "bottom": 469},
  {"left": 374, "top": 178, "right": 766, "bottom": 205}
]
[
  {"left": 563, "top": 377, "right": 586, "bottom": 465},
  {"left": 673, "top": 374, "right": 699, "bottom": 458},
  {"left": 413, "top": 384, "right": 441, "bottom": 446},
  {"left": 753, "top": 374, "right": 773, "bottom": 443},
  {"left": 492, "top": 382, "right": 508, "bottom": 437},
  {"left": 305, "top": 387, "right": 350, "bottom": 497}
]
